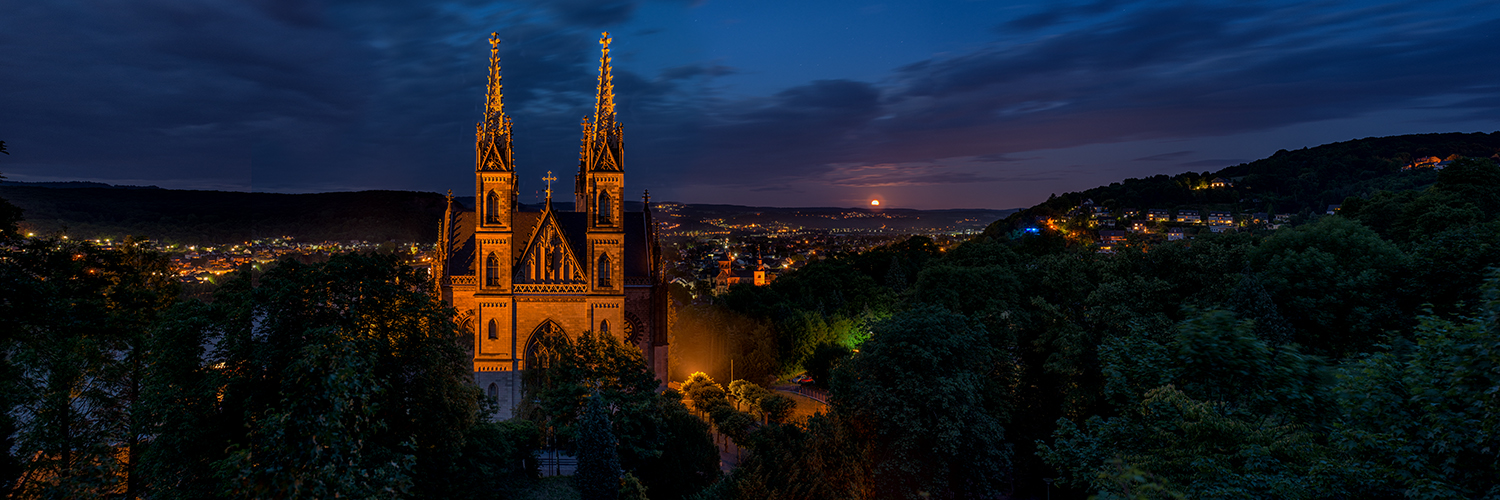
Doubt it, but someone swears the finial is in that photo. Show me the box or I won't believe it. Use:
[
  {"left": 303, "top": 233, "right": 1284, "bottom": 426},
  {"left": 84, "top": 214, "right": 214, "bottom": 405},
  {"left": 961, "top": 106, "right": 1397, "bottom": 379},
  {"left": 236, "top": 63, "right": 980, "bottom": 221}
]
[
  {"left": 543, "top": 170, "right": 557, "bottom": 203},
  {"left": 446, "top": 189, "right": 453, "bottom": 201},
  {"left": 643, "top": 189, "right": 650, "bottom": 206},
  {"left": 486, "top": 32, "right": 504, "bottom": 118}
]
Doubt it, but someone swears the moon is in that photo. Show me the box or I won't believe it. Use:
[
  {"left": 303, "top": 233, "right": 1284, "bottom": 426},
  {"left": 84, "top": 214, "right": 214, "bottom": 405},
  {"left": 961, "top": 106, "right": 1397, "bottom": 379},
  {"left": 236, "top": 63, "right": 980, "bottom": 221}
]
[{"left": 870, "top": 199, "right": 881, "bottom": 206}]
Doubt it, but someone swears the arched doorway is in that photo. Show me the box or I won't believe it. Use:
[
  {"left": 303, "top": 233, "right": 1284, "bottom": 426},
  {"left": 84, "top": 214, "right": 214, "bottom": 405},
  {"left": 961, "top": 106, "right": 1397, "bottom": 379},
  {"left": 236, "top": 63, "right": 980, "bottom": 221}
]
[{"left": 519, "top": 320, "right": 568, "bottom": 421}]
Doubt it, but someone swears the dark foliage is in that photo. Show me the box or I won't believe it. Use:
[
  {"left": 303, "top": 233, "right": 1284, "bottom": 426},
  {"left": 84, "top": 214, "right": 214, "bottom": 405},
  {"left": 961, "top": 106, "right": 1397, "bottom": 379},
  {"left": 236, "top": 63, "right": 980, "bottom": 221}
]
[{"left": 576, "top": 394, "right": 622, "bottom": 500}]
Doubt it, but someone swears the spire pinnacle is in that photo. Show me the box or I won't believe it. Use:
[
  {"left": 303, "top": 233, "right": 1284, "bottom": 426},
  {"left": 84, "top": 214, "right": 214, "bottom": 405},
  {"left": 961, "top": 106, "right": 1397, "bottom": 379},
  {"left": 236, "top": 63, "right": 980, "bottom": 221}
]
[
  {"left": 594, "top": 32, "right": 615, "bottom": 127},
  {"left": 486, "top": 32, "right": 504, "bottom": 118},
  {"left": 476, "top": 32, "right": 514, "bottom": 172}
]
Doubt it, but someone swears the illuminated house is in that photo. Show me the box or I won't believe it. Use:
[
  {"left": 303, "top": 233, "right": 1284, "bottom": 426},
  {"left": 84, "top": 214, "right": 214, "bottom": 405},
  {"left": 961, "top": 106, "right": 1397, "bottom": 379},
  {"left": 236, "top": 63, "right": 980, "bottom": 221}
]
[
  {"left": 1207, "top": 211, "right": 1233, "bottom": 225},
  {"left": 1147, "top": 208, "right": 1171, "bottom": 222},
  {"left": 432, "top": 33, "right": 668, "bottom": 419},
  {"left": 1176, "top": 210, "right": 1201, "bottom": 224}
]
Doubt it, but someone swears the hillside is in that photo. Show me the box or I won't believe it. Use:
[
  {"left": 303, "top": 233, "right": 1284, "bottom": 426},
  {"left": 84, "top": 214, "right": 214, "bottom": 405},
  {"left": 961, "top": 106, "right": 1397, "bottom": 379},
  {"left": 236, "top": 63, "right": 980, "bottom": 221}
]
[
  {"left": 987, "top": 131, "right": 1500, "bottom": 235},
  {"left": 0, "top": 187, "right": 450, "bottom": 245}
]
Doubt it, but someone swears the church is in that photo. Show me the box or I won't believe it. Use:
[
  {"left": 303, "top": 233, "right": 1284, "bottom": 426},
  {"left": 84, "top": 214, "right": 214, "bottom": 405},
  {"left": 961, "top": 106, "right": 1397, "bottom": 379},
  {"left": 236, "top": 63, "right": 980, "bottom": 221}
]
[{"left": 433, "top": 33, "right": 669, "bottom": 420}]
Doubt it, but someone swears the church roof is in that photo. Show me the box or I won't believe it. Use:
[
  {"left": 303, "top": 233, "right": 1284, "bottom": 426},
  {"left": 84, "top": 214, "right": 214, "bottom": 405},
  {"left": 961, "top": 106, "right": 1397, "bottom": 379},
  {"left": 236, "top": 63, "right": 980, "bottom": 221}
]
[
  {"left": 443, "top": 203, "right": 656, "bottom": 280},
  {"left": 446, "top": 208, "right": 477, "bottom": 274},
  {"left": 623, "top": 211, "right": 650, "bottom": 278}
]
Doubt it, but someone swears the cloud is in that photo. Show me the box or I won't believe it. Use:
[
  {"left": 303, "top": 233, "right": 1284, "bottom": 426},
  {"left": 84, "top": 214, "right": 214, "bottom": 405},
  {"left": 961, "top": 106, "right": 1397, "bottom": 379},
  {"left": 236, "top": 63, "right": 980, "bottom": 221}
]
[
  {"left": 535, "top": 0, "right": 638, "bottom": 27},
  {"left": 1132, "top": 151, "right": 1194, "bottom": 162},
  {"left": 973, "top": 153, "right": 1038, "bottom": 163},
  {"left": 1000, "top": 0, "right": 1135, "bottom": 32},
  {"left": 603, "top": 0, "right": 1500, "bottom": 193},
  {"left": 820, "top": 163, "right": 1001, "bottom": 187},
  {"left": 2, "top": 0, "right": 1497, "bottom": 207},
  {"left": 1179, "top": 159, "right": 1245, "bottom": 167},
  {"left": 660, "top": 63, "right": 735, "bottom": 80}
]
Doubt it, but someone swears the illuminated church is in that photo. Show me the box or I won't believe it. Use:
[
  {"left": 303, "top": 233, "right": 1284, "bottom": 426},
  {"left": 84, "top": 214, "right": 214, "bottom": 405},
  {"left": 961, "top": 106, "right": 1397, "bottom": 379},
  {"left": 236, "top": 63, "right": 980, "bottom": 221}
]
[{"left": 433, "top": 33, "right": 668, "bottom": 419}]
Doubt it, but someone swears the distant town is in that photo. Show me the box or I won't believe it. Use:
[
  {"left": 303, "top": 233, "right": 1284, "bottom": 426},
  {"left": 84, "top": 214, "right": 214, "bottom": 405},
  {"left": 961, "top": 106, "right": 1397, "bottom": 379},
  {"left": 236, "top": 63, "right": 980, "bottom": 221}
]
[
  {"left": 38, "top": 192, "right": 1348, "bottom": 289},
  {"left": 30, "top": 201, "right": 1011, "bottom": 287}
]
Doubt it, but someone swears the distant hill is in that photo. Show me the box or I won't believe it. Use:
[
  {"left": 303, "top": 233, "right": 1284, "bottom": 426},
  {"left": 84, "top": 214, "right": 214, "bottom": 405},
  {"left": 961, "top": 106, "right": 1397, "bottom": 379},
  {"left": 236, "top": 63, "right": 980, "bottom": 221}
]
[
  {"left": 656, "top": 203, "right": 1014, "bottom": 235},
  {"left": 0, "top": 185, "right": 1012, "bottom": 245},
  {"left": 0, "top": 180, "right": 164, "bottom": 190},
  {"left": 0, "top": 187, "right": 450, "bottom": 245},
  {"left": 987, "top": 131, "right": 1500, "bottom": 236}
]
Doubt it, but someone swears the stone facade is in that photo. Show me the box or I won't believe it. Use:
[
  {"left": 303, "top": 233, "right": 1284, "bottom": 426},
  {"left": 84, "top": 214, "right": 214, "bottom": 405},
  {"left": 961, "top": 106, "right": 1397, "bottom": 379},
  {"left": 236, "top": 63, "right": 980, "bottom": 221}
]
[{"left": 435, "top": 33, "right": 668, "bottom": 420}]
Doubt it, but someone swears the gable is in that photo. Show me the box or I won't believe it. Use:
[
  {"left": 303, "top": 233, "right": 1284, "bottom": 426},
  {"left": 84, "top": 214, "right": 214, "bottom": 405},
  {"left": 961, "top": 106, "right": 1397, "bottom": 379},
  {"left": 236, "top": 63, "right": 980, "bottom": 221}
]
[{"left": 513, "top": 209, "right": 586, "bottom": 284}]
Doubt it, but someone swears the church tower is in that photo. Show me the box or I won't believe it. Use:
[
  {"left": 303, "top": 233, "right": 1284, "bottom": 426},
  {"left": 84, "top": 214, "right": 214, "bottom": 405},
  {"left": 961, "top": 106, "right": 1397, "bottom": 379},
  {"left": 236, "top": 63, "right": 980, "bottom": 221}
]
[
  {"left": 476, "top": 32, "right": 516, "bottom": 295},
  {"left": 473, "top": 33, "right": 517, "bottom": 374},
  {"left": 577, "top": 33, "right": 625, "bottom": 232},
  {"left": 577, "top": 33, "right": 625, "bottom": 300}
]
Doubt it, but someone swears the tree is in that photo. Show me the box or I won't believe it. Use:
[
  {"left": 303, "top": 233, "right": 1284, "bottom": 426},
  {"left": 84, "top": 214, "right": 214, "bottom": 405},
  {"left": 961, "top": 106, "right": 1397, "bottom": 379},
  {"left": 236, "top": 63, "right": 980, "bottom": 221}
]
[
  {"left": 2, "top": 237, "right": 177, "bottom": 498},
  {"left": 451, "top": 419, "right": 541, "bottom": 499},
  {"left": 216, "top": 336, "right": 416, "bottom": 498},
  {"left": 576, "top": 394, "right": 622, "bottom": 500},
  {"left": 1040, "top": 311, "right": 1342, "bottom": 499},
  {"left": 1329, "top": 273, "right": 1500, "bottom": 497},
  {"left": 757, "top": 394, "right": 795, "bottom": 425},
  {"left": 802, "top": 342, "right": 851, "bottom": 389},
  {"left": 620, "top": 471, "right": 649, "bottom": 500},
  {"left": 531, "top": 342, "right": 716, "bottom": 499},
  {"left": 722, "top": 412, "right": 871, "bottom": 500},
  {"left": 140, "top": 253, "right": 486, "bottom": 498},
  {"left": 833, "top": 305, "right": 1012, "bottom": 499},
  {"left": 633, "top": 390, "right": 720, "bottom": 500},
  {"left": 1251, "top": 215, "right": 1409, "bottom": 356}
]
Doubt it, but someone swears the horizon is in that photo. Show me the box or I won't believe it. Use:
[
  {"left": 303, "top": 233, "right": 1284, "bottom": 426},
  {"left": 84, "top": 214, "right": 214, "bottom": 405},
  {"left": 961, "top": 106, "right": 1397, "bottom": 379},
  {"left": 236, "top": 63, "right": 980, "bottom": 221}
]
[
  {"left": 0, "top": 179, "right": 1021, "bottom": 212},
  {"left": 3, "top": 1, "right": 1499, "bottom": 209}
]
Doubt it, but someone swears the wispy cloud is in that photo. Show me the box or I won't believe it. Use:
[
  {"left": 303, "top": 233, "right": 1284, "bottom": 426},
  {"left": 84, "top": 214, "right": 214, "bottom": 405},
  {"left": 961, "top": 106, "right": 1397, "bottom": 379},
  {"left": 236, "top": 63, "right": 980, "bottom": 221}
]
[{"left": 1132, "top": 151, "right": 1195, "bottom": 162}]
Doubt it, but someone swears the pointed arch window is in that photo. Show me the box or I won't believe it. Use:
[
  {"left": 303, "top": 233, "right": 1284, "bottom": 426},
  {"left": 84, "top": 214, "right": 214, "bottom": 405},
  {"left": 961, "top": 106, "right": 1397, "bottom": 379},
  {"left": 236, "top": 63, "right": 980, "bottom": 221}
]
[
  {"left": 596, "top": 253, "right": 611, "bottom": 288},
  {"left": 487, "top": 383, "right": 499, "bottom": 401},
  {"left": 488, "top": 319, "right": 499, "bottom": 340},
  {"left": 485, "top": 190, "right": 501, "bottom": 224},
  {"left": 485, "top": 253, "right": 501, "bottom": 287},
  {"left": 596, "top": 190, "right": 612, "bottom": 224},
  {"left": 599, "top": 320, "right": 610, "bottom": 336}
]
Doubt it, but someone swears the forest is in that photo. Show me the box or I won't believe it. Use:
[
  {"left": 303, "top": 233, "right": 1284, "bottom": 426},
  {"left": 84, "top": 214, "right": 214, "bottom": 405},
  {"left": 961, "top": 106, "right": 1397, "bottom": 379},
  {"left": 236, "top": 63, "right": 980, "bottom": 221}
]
[
  {"left": 0, "top": 145, "right": 1497, "bottom": 499},
  {"left": 669, "top": 155, "right": 1500, "bottom": 499}
]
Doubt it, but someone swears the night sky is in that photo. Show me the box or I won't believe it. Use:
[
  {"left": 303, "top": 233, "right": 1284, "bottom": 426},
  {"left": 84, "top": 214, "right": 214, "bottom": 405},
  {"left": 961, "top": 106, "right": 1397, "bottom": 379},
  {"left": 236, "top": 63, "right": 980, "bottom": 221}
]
[{"left": 3, "top": 0, "right": 1498, "bottom": 209}]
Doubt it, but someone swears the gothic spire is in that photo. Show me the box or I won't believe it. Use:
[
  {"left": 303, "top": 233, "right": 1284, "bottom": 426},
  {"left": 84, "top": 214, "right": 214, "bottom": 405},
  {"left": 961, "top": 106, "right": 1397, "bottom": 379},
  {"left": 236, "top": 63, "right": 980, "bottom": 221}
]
[
  {"left": 477, "top": 32, "right": 514, "bottom": 172},
  {"left": 579, "top": 32, "right": 623, "bottom": 174},
  {"left": 594, "top": 32, "right": 615, "bottom": 129}
]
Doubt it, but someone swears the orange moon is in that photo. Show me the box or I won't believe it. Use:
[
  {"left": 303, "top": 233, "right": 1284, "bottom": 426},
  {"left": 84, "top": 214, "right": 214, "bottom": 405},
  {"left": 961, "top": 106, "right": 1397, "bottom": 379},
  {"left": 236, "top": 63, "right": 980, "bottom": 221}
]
[{"left": 870, "top": 199, "right": 880, "bottom": 206}]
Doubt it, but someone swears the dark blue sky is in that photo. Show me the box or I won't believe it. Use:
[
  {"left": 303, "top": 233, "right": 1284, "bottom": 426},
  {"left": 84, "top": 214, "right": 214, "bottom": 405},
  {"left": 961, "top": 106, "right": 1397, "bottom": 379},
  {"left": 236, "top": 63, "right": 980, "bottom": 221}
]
[{"left": 3, "top": 0, "right": 1498, "bottom": 209}]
